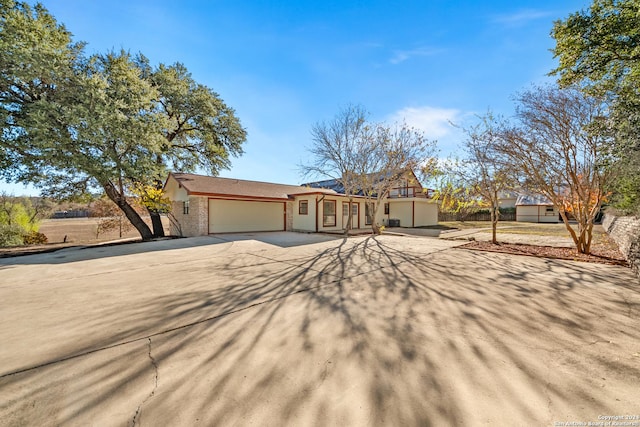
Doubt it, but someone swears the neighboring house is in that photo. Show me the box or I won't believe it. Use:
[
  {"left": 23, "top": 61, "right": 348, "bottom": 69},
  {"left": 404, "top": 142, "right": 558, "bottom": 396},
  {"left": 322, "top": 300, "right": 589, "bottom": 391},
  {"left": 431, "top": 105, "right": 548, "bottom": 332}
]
[
  {"left": 164, "top": 171, "right": 438, "bottom": 236},
  {"left": 515, "top": 194, "right": 559, "bottom": 223}
]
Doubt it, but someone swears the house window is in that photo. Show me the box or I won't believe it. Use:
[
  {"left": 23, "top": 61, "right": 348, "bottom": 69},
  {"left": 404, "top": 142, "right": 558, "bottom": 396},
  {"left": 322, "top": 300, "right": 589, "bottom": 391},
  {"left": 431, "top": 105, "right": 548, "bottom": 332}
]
[
  {"left": 384, "top": 203, "right": 389, "bottom": 215},
  {"left": 352, "top": 203, "right": 358, "bottom": 216},
  {"left": 365, "top": 204, "right": 372, "bottom": 225},
  {"left": 545, "top": 206, "right": 555, "bottom": 215},
  {"left": 323, "top": 200, "right": 336, "bottom": 227},
  {"left": 183, "top": 200, "right": 189, "bottom": 215},
  {"left": 342, "top": 203, "right": 349, "bottom": 216},
  {"left": 299, "top": 200, "right": 308, "bottom": 215}
]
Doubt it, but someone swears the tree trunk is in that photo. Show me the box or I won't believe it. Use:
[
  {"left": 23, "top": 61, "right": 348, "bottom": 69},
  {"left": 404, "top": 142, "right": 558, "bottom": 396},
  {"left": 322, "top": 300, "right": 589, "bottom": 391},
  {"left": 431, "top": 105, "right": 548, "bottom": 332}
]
[
  {"left": 148, "top": 178, "right": 165, "bottom": 238},
  {"left": 558, "top": 209, "right": 590, "bottom": 254},
  {"left": 490, "top": 205, "right": 498, "bottom": 244},
  {"left": 372, "top": 223, "right": 381, "bottom": 234},
  {"left": 103, "top": 181, "right": 153, "bottom": 241},
  {"left": 368, "top": 200, "right": 382, "bottom": 235},
  {"left": 344, "top": 196, "right": 353, "bottom": 236},
  {"left": 491, "top": 192, "right": 499, "bottom": 244},
  {"left": 576, "top": 220, "right": 594, "bottom": 255},
  {"left": 148, "top": 209, "right": 165, "bottom": 238}
]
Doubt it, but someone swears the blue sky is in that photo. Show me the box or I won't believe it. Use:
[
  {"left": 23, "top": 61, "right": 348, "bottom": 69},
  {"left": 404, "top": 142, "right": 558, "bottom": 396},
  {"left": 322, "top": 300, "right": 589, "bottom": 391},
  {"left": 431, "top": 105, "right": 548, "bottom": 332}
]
[{"left": 2, "top": 0, "right": 590, "bottom": 195}]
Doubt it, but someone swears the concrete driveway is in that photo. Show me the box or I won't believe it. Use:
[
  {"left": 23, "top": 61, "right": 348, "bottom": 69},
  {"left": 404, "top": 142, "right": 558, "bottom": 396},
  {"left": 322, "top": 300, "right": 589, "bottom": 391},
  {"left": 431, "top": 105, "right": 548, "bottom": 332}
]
[{"left": 0, "top": 233, "right": 638, "bottom": 426}]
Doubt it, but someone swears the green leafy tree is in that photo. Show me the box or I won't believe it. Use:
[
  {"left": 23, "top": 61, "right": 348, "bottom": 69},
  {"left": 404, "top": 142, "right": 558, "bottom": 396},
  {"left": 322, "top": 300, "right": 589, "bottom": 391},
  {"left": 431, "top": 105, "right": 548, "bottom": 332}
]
[
  {"left": 0, "top": 1, "right": 246, "bottom": 240},
  {"left": 551, "top": 0, "right": 640, "bottom": 214},
  {"left": 551, "top": 0, "right": 640, "bottom": 94},
  {"left": 0, "top": 192, "right": 47, "bottom": 246},
  {"left": 141, "top": 62, "right": 246, "bottom": 236}
]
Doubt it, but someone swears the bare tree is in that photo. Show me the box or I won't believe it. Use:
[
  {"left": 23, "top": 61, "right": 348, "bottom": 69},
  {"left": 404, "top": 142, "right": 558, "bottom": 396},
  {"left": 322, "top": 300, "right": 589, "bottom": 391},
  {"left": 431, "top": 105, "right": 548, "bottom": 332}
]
[
  {"left": 357, "top": 123, "right": 438, "bottom": 234},
  {"left": 302, "top": 105, "right": 438, "bottom": 235},
  {"left": 498, "top": 85, "right": 613, "bottom": 254},
  {"left": 90, "top": 196, "right": 136, "bottom": 239},
  {"left": 459, "top": 113, "right": 513, "bottom": 244},
  {"left": 302, "top": 105, "right": 369, "bottom": 233}
]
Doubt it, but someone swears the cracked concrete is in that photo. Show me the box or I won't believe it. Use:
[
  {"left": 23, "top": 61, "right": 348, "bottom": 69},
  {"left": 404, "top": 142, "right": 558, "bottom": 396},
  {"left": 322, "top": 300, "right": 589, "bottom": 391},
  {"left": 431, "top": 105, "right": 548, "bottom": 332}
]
[
  {"left": 132, "top": 338, "right": 158, "bottom": 427},
  {"left": 0, "top": 233, "right": 638, "bottom": 426}
]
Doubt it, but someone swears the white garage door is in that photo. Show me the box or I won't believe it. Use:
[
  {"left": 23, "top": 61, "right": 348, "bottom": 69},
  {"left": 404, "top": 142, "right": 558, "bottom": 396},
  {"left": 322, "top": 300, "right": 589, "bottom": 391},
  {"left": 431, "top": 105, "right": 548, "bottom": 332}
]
[{"left": 208, "top": 199, "right": 285, "bottom": 233}]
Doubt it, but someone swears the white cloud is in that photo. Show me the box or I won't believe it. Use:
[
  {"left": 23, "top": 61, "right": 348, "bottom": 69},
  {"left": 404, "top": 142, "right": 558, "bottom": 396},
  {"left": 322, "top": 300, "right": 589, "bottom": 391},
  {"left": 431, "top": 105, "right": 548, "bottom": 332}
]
[
  {"left": 389, "top": 46, "right": 442, "bottom": 64},
  {"left": 386, "top": 106, "right": 461, "bottom": 138},
  {"left": 491, "top": 9, "right": 552, "bottom": 27}
]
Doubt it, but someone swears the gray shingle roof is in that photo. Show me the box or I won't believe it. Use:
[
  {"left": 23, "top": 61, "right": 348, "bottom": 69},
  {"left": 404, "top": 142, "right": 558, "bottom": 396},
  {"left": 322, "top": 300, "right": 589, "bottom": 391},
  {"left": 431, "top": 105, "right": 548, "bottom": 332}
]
[
  {"left": 169, "top": 173, "right": 337, "bottom": 200},
  {"left": 515, "top": 194, "right": 553, "bottom": 206}
]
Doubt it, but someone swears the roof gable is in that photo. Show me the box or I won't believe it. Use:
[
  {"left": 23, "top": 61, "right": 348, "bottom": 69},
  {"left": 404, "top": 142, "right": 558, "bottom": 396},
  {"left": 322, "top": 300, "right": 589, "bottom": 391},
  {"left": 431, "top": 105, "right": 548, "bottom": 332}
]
[{"left": 302, "top": 169, "right": 423, "bottom": 195}]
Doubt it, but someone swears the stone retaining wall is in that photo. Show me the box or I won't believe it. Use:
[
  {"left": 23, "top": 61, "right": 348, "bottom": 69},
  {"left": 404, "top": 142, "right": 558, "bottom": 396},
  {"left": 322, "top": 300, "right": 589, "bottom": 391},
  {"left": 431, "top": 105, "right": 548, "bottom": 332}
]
[{"left": 603, "top": 213, "right": 640, "bottom": 277}]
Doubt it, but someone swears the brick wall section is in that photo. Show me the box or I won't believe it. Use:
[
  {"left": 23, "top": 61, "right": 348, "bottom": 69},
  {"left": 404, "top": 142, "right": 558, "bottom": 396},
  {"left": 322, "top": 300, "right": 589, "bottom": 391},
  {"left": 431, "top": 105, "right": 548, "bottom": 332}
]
[
  {"left": 170, "top": 196, "right": 209, "bottom": 237},
  {"left": 285, "top": 201, "right": 293, "bottom": 231},
  {"left": 603, "top": 213, "right": 640, "bottom": 277}
]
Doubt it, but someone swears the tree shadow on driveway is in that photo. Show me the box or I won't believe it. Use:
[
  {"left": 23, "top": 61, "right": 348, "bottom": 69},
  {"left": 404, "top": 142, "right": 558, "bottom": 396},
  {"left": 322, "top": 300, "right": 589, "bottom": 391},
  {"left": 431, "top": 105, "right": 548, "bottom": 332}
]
[
  {"left": 0, "top": 235, "right": 638, "bottom": 426},
  {"left": 0, "top": 232, "right": 342, "bottom": 266}
]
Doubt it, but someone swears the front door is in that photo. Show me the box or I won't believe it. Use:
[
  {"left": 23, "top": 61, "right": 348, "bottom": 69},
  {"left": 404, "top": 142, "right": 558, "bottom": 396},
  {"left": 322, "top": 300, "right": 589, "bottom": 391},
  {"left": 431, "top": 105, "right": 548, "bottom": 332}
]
[{"left": 342, "top": 202, "right": 359, "bottom": 229}]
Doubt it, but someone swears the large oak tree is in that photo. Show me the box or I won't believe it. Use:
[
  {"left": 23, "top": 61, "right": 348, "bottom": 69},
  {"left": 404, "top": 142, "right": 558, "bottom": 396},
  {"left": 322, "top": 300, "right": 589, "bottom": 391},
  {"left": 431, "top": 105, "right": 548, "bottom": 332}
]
[
  {"left": 552, "top": 0, "right": 640, "bottom": 214},
  {"left": 0, "top": 1, "right": 246, "bottom": 240}
]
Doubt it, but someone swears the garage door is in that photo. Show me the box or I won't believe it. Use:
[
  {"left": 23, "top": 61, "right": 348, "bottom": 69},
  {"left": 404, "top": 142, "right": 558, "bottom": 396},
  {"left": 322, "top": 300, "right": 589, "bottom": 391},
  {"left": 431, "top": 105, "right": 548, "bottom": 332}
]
[{"left": 208, "top": 199, "right": 285, "bottom": 233}]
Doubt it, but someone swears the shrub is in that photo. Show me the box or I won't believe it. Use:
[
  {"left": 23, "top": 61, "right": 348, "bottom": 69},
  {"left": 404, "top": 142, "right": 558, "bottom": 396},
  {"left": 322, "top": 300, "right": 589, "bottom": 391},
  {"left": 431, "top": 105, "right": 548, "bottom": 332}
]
[
  {"left": 0, "top": 224, "right": 25, "bottom": 247},
  {"left": 23, "top": 231, "right": 48, "bottom": 245}
]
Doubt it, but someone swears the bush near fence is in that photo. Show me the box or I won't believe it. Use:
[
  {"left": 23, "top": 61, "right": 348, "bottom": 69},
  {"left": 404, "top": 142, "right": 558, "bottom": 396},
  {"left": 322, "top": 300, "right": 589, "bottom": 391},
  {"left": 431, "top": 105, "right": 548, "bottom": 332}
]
[{"left": 438, "top": 208, "right": 516, "bottom": 222}]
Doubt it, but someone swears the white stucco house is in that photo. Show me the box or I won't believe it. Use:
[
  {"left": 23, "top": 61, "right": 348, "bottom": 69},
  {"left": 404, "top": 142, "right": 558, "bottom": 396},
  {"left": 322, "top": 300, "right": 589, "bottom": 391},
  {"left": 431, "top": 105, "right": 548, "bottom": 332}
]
[
  {"left": 515, "top": 194, "right": 560, "bottom": 223},
  {"left": 164, "top": 172, "right": 439, "bottom": 236}
]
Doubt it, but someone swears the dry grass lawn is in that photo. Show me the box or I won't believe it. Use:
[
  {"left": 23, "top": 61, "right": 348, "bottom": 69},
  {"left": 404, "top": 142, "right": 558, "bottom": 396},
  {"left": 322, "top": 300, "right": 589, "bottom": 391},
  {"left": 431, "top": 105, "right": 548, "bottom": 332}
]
[
  {"left": 38, "top": 218, "right": 146, "bottom": 244},
  {"left": 440, "top": 220, "right": 609, "bottom": 241},
  {"left": 0, "top": 217, "right": 172, "bottom": 256}
]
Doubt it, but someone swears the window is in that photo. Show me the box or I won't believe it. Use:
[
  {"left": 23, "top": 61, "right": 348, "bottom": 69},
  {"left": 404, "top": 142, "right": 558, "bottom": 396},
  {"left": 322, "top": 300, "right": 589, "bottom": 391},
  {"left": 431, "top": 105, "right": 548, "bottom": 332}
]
[
  {"left": 183, "top": 200, "right": 190, "bottom": 215},
  {"left": 323, "top": 200, "right": 336, "bottom": 227},
  {"left": 384, "top": 203, "right": 389, "bottom": 215},
  {"left": 299, "top": 200, "right": 308, "bottom": 215},
  {"left": 352, "top": 203, "right": 358, "bottom": 215},
  {"left": 342, "top": 202, "right": 349, "bottom": 216},
  {"left": 545, "top": 206, "right": 555, "bottom": 215}
]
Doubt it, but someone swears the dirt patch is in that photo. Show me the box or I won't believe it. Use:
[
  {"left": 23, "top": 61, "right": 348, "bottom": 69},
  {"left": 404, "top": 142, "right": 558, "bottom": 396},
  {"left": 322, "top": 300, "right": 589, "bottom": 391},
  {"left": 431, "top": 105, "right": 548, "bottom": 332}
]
[{"left": 460, "top": 240, "right": 627, "bottom": 266}]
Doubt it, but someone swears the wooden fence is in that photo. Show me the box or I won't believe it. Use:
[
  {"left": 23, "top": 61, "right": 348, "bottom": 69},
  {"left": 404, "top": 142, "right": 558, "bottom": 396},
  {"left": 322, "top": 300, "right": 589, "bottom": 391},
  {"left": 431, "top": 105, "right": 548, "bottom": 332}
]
[{"left": 438, "top": 211, "right": 516, "bottom": 222}]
